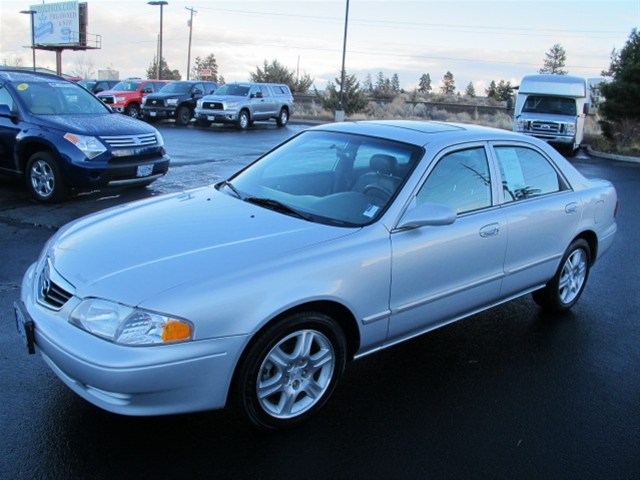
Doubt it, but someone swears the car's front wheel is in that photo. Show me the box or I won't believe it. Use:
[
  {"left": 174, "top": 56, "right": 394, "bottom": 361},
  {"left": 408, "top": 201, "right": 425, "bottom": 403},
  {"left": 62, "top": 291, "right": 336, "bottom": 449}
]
[
  {"left": 532, "top": 238, "right": 591, "bottom": 312},
  {"left": 235, "top": 312, "right": 347, "bottom": 430},
  {"left": 25, "top": 151, "right": 67, "bottom": 203},
  {"left": 175, "top": 106, "right": 192, "bottom": 126},
  {"left": 237, "top": 110, "right": 250, "bottom": 130},
  {"left": 126, "top": 103, "right": 140, "bottom": 118}
]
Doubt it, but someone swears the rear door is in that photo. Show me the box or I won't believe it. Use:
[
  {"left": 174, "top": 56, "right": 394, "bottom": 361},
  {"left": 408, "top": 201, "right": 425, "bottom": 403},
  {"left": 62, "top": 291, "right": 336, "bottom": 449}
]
[{"left": 490, "top": 142, "right": 581, "bottom": 297}]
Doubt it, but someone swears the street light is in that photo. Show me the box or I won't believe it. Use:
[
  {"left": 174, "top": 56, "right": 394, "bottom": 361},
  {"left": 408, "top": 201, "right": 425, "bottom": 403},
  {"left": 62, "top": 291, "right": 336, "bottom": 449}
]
[
  {"left": 148, "top": 1, "right": 168, "bottom": 80},
  {"left": 20, "top": 9, "right": 37, "bottom": 71}
]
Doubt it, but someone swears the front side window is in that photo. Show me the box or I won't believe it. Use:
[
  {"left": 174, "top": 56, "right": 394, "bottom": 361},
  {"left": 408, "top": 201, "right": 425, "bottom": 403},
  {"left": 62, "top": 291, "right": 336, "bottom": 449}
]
[
  {"left": 494, "top": 146, "right": 564, "bottom": 203},
  {"left": 0, "top": 86, "right": 16, "bottom": 111},
  {"left": 416, "top": 147, "right": 492, "bottom": 214}
]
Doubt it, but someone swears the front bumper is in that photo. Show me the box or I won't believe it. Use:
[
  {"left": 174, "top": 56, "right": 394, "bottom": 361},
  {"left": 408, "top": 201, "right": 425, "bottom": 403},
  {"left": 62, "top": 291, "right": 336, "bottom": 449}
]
[
  {"left": 142, "top": 107, "right": 177, "bottom": 119},
  {"left": 18, "top": 263, "right": 248, "bottom": 416},
  {"left": 194, "top": 108, "right": 239, "bottom": 124}
]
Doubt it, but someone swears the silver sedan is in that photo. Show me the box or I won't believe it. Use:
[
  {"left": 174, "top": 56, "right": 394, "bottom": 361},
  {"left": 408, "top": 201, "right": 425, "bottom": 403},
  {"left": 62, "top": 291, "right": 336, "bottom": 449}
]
[{"left": 16, "top": 121, "right": 618, "bottom": 429}]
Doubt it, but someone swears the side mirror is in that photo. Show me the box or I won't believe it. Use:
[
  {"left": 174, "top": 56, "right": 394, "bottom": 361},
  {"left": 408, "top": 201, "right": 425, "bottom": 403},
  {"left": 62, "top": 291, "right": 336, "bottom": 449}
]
[
  {"left": 251, "top": 91, "right": 263, "bottom": 99},
  {"left": 0, "top": 104, "right": 16, "bottom": 119},
  {"left": 193, "top": 88, "right": 204, "bottom": 96},
  {"left": 396, "top": 202, "right": 457, "bottom": 230},
  {"left": 583, "top": 103, "right": 591, "bottom": 115},
  {"left": 143, "top": 87, "right": 153, "bottom": 93}
]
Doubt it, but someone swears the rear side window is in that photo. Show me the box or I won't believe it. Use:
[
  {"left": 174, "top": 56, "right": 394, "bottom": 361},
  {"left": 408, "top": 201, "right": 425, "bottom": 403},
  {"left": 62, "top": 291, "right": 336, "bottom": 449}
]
[
  {"left": 494, "top": 146, "right": 565, "bottom": 203},
  {"left": 417, "top": 147, "right": 492, "bottom": 214}
]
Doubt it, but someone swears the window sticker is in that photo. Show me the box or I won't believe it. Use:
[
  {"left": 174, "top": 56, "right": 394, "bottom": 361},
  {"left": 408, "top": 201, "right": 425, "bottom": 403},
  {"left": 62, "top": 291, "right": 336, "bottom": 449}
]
[
  {"left": 363, "top": 204, "right": 380, "bottom": 218},
  {"left": 17, "top": 83, "right": 29, "bottom": 91}
]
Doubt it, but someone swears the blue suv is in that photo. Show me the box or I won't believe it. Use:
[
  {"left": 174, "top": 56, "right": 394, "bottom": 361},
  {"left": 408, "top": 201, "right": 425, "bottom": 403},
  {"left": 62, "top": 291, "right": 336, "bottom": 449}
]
[{"left": 0, "top": 70, "right": 170, "bottom": 202}]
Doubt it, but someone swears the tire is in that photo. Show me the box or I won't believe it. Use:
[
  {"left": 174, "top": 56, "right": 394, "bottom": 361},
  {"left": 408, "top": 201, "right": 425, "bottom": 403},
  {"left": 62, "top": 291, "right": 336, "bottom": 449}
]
[
  {"left": 276, "top": 108, "right": 289, "bottom": 127},
  {"left": 175, "top": 106, "right": 192, "bottom": 126},
  {"left": 143, "top": 115, "right": 158, "bottom": 123},
  {"left": 237, "top": 110, "right": 250, "bottom": 130},
  {"left": 125, "top": 103, "right": 140, "bottom": 118},
  {"left": 235, "top": 311, "right": 347, "bottom": 430},
  {"left": 532, "top": 238, "right": 591, "bottom": 312},
  {"left": 25, "top": 151, "right": 67, "bottom": 203}
]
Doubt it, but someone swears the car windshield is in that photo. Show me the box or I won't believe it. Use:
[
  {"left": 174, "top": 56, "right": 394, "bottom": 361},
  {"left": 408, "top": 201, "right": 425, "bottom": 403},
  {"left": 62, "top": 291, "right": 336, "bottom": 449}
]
[
  {"left": 214, "top": 84, "right": 250, "bottom": 96},
  {"left": 159, "top": 82, "right": 192, "bottom": 94},
  {"left": 111, "top": 81, "right": 141, "bottom": 92},
  {"left": 224, "top": 130, "right": 424, "bottom": 227},
  {"left": 522, "top": 95, "right": 577, "bottom": 116},
  {"left": 14, "top": 80, "right": 111, "bottom": 115},
  {"left": 78, "top": 80, "right": 96, "bottom": 90}
]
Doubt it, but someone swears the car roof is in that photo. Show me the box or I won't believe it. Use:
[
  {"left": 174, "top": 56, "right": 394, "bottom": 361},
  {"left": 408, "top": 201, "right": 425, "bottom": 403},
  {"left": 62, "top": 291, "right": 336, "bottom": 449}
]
[
  {"left": 310, "top": 120, "right": 534, "bottom": 148},
  {"left": 0, "top": 69, "right": 66, "bottom": 83}
]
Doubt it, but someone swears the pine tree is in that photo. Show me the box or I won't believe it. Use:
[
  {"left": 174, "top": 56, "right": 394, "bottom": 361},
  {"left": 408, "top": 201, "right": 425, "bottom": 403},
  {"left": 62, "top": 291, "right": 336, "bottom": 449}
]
[
  {"left": 601, "top": 29, "right": 640, "bottom": 124},
  {"left": 316, "top": 72, "right": 369, "bottom": 115},
  {"left": 464, "top": 82, "right": 476, "bottom": 97},
  {"left": 440, "top": 71, "right": 455, "bottom": 95},
  {"left": 539, "top": 44, "right": 568, "bottom": 75},
  {"left": 418, "top": 73, "right": 432, "bottom": 93},
  {"left": 146, "top": 56, "right": 181, "bottom": 80},
  {"left": 191, "top": 54, "right": 220, "bottom": 82},
  {"left": 485, "top": 80, "right": 497, "bottom": 99}
]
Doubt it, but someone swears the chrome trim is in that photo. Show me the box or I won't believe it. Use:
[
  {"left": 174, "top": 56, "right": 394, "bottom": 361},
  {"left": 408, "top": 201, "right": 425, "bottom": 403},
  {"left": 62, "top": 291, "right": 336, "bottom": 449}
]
[
  {"left": 100, "top": 133, "right": 158, "bottom": 148},
  {"left": 107, "top": 173, "right": 164, "bottom": 186}
]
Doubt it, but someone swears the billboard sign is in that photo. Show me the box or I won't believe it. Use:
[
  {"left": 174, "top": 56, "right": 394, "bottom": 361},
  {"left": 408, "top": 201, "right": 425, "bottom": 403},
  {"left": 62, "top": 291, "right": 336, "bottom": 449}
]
[{"left": 31, "top": 1, "right": 80, "bottom": 46}]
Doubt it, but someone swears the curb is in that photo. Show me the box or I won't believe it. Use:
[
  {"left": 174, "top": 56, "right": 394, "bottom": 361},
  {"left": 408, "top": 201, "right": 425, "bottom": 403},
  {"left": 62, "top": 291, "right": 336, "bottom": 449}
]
[{"left": 584, "top": 145, "right": 640, "bottom": 164}]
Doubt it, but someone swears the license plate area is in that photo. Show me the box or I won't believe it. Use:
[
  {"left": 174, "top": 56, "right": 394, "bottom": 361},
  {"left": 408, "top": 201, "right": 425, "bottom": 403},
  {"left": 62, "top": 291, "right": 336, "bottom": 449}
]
[
  {"left": 136, "top": 164, "right": 153, "bottom": 177},
  {"left": 14, "top": 302, "right": 36, "bottom": 355}
]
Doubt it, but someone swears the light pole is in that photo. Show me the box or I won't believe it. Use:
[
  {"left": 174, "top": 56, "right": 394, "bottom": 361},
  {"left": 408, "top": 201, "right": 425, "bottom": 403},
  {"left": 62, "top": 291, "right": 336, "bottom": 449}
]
[
  {"left": 185, "top": 7, "right": 197, "bottom": 80},
  {"left": 336, "top": 0, "right": 350, "bottom": 122},
  {"left": 148, "top": 1, "right": 168, "bottom": 80},
  {"left": 20, "top": 10, "right": 37, "bottom": 71}
]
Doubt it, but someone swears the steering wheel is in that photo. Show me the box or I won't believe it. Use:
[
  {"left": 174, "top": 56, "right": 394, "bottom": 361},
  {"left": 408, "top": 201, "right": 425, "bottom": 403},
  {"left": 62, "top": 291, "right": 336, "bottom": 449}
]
[{"left": 363, "top": 184, "right": 392, "bottom": 205}]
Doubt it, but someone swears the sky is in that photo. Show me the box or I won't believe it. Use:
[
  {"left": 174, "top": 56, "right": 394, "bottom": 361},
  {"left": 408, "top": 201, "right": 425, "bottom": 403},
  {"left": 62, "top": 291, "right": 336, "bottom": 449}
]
[{"left": 1, "top": 0, "right": 638, "bottom": 93}]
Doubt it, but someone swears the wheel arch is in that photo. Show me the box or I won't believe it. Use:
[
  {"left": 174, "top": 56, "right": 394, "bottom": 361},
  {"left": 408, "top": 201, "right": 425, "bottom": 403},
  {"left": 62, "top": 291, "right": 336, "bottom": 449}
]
[
  {"left": 574, "top": 230, "right": 598, "bottom": 264},
  {"left": 227, "top": 299, "right": 361, "bottom": 403},
  {"left": 18, "top": 140, "right": 59, "bottom": 174}
]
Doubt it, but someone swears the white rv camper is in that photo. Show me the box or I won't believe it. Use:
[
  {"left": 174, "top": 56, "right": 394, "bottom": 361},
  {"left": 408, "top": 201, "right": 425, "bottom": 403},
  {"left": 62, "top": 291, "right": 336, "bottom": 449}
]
[{"left": 514, "top": 74, "right": 589, "bottom": 156}]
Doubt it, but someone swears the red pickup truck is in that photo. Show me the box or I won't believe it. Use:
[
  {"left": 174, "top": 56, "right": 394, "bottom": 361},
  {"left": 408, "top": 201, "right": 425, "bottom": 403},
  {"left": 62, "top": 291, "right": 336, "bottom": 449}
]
[{"left": 97, "top": 79, "right": 169, "bottom": 118}]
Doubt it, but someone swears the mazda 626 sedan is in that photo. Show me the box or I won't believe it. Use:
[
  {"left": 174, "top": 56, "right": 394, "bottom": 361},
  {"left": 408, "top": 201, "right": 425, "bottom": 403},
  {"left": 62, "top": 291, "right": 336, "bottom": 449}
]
[{"left": 16, "top": 121, "right": 618, "bottom": 429}]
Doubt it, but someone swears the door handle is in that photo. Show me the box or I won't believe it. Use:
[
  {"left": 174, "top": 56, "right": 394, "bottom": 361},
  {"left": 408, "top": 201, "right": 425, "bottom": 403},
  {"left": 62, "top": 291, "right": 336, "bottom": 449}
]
[
  {"left": 479, "top": 223, "right": 500, "bottom": 238},
  {"left": 565, "top": 202, "right": 578, "bottom": 214}
]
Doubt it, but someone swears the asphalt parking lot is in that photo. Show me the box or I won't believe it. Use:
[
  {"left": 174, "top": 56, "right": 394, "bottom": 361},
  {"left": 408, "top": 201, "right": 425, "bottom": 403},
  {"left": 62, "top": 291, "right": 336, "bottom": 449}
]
[{"left": 1, "top": 123, "right": 639, "bottom": 479}]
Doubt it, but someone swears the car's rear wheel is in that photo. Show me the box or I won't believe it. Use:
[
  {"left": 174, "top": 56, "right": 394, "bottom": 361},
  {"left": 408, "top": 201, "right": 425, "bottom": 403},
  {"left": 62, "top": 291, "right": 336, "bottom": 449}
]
[
  {"left": 126, "top": 103, "right": 140, "bottom": 118},
  {"left": 175, "top": 106, "right": 192, "bottom": 126},
  {"left": 276, "top": 108, "right": 289, "bottom": 127},
  {"left": 237, "top": 110, "right": 250, "bottom": 130},
  {"left": 25, "top": 152, "right": 67, "bottom": 203},
  {"left": 235, "top": 312, "right": 347, "bottom": 430},
  {"left": 532, "top": 238, "right": 591, "bottom": 312}
]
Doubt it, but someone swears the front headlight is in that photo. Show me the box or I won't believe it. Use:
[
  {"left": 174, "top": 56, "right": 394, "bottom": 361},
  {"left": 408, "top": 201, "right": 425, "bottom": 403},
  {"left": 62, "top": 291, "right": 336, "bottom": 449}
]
[
  {"left": 115, "top": 96, "right": 126, "bottom": 103},
  {"left": 224, "top": 101, "right": 239, "bottom": 110},
  {"left": 70, "top": 298, "right": 193, "bottom": 346},
  {"left": 166, "top": 98, "right": 178, "bottom": 106},
  {"left": 196, "top": 99, "right": 203, "bottom": 109},
  {"left": 566, "top": 123, "right": 577, "bottom": 134},
  {"left": 64, "top": 133, "right": 107, "bottom": 160}
]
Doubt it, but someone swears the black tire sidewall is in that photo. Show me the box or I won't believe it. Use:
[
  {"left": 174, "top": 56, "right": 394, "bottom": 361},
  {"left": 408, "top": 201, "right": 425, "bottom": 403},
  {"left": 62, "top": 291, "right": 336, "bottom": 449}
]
[
  {"left": 237, "top": 111, "right": 250, "bottom": 130},
  {"left": 176, "top": 106, "right": 191, "bottom": 125},
  {"left": 277, "top": 108, "right": 288, "bottom": 127},
  {"left": 126, "top": 103, "right": 140, "bottom": 118},
  {"left": 236, "top": 312, "right": 347, "bottom": 430}
]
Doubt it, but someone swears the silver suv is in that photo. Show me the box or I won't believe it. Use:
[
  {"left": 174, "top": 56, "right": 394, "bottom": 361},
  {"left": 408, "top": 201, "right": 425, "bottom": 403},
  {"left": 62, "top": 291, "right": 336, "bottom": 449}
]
[{"left": 194, "top": 82, "right": 294, "bottom": 129}]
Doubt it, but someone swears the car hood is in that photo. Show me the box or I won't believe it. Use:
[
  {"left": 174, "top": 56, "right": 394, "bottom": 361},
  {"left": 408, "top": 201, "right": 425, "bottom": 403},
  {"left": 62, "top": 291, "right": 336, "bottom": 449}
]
[
  {"left": 31, "top": 113, "right": 157, "bottom": 136},
  {"left": 145, "top": 92, "right": 185, "bottom": 100},
  {"left": 48, "top": 186, "right": 356, "bottom": 306},
  {"left": 202, "top": 94, "right": 248, "bottom": 103}
]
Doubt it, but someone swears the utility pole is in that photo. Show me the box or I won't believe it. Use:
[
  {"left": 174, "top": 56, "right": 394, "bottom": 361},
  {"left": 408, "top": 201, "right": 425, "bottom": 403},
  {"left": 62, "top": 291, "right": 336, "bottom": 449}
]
[{"left": 185, "top": 6, "right": 197, "bottom": 80}]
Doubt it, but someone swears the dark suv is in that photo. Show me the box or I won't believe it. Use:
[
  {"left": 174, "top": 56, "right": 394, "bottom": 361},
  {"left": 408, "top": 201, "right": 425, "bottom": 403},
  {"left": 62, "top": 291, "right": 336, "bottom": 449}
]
[
  {"left": 141, "top": 81, "right": 218, "bottom": 125},
  {"left": 0, "top": 70, "right": 170, "bottom": 202},
  {"left": 77, "top": 79, "right": 119, "bottom": 94}
]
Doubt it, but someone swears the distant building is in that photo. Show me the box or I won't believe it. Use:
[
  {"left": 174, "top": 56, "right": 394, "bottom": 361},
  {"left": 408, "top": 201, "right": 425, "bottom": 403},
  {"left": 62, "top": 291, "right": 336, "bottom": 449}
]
[{"left": 98, "top": 69, "right": 119, "bottom": 80}]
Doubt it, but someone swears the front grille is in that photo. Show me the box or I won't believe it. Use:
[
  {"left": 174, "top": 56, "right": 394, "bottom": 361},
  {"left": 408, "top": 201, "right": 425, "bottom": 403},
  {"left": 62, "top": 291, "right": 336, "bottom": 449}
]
[
  {"left": 37, "top": 261, "right": 73, "bottom": 310},
  {"left": 531, "top": 121, "right": 560, "bottom": 134},
  {"left": 99, "top": 96, "right": 115, "bottom": 105},
  {"left": 203, "top": 102, "right": 224, "bottom": 110},
  {"left": 147, "top": 99, "right": 165, "bottom": 107},
  {"left": 100, "top": 133, "right": 158, "bottom": 148}
]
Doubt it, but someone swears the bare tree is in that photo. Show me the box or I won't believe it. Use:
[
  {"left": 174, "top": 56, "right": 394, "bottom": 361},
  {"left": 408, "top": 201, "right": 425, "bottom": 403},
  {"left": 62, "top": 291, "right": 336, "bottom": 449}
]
[{"left": 71, "top": 55, "right": 95, "bottom": 79}]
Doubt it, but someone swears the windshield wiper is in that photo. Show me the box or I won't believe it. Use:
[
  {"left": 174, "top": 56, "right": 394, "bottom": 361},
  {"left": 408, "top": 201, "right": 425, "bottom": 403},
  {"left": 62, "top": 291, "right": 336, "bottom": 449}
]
[
  {"left": 218, "top": 180, "right": 244, "bottom": 199},
  {"left": 245, "top": 197, "right": 312, "bottom": 221}
]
